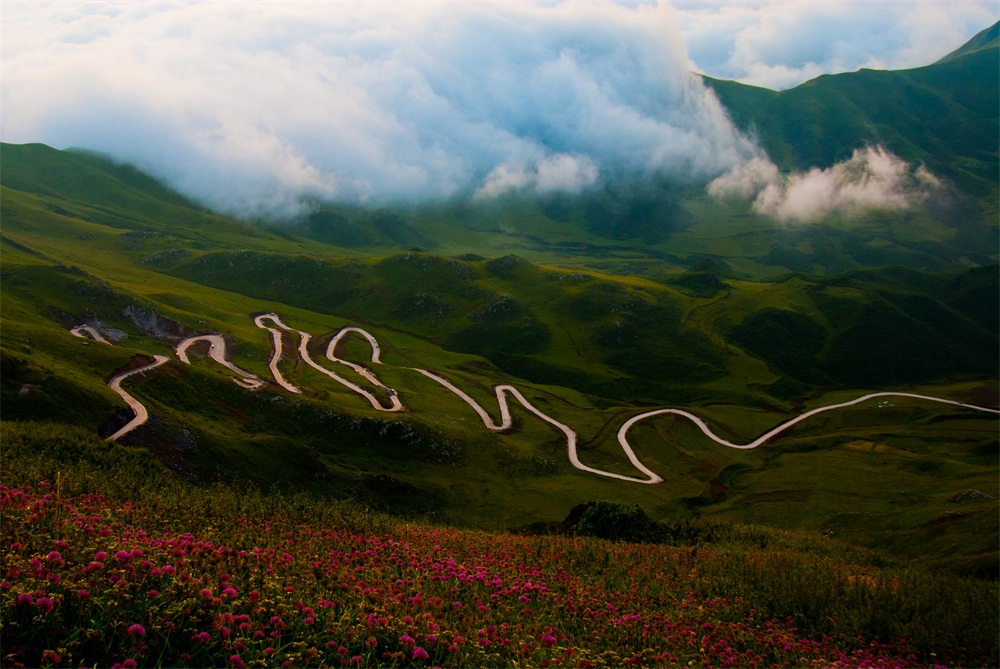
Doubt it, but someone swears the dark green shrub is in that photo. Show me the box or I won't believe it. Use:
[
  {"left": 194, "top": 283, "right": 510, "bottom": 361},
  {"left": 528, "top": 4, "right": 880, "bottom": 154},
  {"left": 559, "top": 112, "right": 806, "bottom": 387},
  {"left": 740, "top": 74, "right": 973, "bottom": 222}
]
[{"left": 570, "top": 500, "right": 666, "bottom": 544}]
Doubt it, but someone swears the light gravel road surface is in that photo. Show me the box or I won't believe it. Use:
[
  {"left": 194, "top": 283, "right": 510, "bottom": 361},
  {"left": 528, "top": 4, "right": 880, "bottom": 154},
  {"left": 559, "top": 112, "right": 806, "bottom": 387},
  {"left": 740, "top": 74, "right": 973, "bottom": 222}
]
[
  {"left": 106, "top": 355, "right": 171, "bottom": 441},
  {"left": 175, "top": 335, "right": 264, "bottom": 389}
]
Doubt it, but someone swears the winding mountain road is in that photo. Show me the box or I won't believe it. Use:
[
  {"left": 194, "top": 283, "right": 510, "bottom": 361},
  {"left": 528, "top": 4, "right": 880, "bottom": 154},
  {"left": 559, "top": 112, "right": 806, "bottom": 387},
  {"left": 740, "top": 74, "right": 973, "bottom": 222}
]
[
  {"left": 76, "top": 315, "right": 1000, "bottom": 484},
  {"left": 70, "top": 325, "right": 111, "bottom": 344},
  {"left": 175, "top": 335, "right": 264, "bottom": 389},
  {"left": 106, "top": 355, "right": 171, "bottom": 441},
  {"left": 253, "top": 313, "right": 302, "bottom": 393},
  {"left": 414, "top": 369, "right": 663, "bottom": 483},
  {"left": 617, "top": 392, "right": 1000, "bottom": 460}
]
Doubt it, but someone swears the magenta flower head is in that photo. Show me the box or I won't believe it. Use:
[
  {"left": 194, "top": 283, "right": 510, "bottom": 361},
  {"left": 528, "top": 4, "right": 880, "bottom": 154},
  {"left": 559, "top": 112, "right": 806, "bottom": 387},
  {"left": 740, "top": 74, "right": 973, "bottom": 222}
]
[
  {"left": 46, "top": 551, "right": 63, "bottom": 563},
  {"left": 399, "top": 634, "right": 415, "bottom": 646},
  {"left": 541, "top": 634, "right": 557, "bottom": 647},
  {"left": 41, "top": 649, "right": 62, "bottom": 665},
  {"left": 412, "top": 647, "right": 429, "bottom": 660},
  {"left": 128, "top": 624, "right": 146, "bottom": 637},
  {"left": 229, "top": 654, "right": 245, "bottom": 668}
]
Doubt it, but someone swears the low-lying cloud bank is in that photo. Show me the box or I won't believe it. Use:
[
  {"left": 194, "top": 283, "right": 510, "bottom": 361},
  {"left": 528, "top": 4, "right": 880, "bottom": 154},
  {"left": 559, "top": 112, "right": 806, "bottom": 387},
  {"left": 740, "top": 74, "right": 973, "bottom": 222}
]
[
  {"left": 708, "top": 147, "right": 942, "bottom": 223},
  {"left": 3, "top": 2, "right": 976, "bottom": 221},
  {"left": 676, "top": 0, "right": 996, "bottom": 90},
  {"left": 3, "top": 2, "right": 758, "bottom": 218}
]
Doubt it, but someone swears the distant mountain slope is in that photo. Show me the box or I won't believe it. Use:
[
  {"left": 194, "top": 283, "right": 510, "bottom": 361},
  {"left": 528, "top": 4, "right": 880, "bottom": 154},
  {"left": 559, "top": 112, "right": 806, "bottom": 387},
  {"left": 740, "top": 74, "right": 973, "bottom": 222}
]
[
  {"left": 1, "top": 140, "right": 997, "bottom": 575},
  {"left": 705, "top": 23, "right": 999, "bottom": 196},
  {"left": 937, "top": 21, "right": 999, "bottom": 63}
]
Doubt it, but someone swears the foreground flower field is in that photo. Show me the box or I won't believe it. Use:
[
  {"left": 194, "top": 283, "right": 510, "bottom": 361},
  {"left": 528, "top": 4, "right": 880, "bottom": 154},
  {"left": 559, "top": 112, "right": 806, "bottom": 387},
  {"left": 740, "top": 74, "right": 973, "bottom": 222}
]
[{"left": 2, "top": 421, "right": 997, "bottom": 668}]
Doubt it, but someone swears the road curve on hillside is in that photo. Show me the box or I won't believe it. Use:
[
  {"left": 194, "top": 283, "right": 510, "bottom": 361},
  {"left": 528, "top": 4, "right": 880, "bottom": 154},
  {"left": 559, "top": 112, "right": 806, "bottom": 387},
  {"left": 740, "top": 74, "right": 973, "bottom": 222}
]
[
  {"left": 301, "top": 329, "right": 403, "bottom": 412},
  {"left": 73, "top": 313, "right": 1000, "bottom": 484},
  {"left": 70, "top": 325, "right": 111, "bottom": 344},
  {"left": 107, "top": 355, "right": 171, "bottom": 441},
  {"left": 414, "top": 369, "right": 664, "bottom": 484},
  {"left": 253, "top": 313, "right": 403, "bottom": 410},
  {"left": 253, "top": 314, "right": 302, "bottom": 393},
  {"left": 252, "top": 316, "right": 999, "bottom": 485},
  {"left": 324, "top": 327, "right": 403, "bottom": 411},
  {"left": 618, "top": 392, "right": 1000, "bottom": 455},
  {"left": 175, "top": 335, "right": 264, "bottom": 390}
]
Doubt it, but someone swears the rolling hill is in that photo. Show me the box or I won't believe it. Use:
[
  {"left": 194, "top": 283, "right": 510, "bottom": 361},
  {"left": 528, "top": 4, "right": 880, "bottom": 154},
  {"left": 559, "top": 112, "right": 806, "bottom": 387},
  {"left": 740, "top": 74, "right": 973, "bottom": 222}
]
[
  {"left": 1, "top": 24, "right": 998, "bottom": 581},
  {"left": 1, "top": 136, "right": 996, "bottom": 578}
]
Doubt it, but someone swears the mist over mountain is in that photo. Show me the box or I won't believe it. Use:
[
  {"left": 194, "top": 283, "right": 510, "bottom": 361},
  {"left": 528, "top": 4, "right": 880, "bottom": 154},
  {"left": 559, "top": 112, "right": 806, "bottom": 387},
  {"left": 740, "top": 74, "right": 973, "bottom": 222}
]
[
  {"left": 2, "top": 2, "right": 996, "bottom": 220},
  {"left": 2, "top": 2, "right": 757, "bottom": 218}
]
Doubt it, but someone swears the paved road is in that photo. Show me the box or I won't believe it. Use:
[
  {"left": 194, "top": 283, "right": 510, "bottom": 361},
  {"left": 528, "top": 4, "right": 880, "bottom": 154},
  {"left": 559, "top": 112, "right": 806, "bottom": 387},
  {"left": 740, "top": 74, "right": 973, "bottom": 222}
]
[
  {"left": 107, "top": 355, "right": 171, "bottom": 441},
  {"left": 253, "top": 314, "right": 302, "bottom": 393},
  {"left": 75, "top": 318, "right": 1000, "bottom": 484},
  {"left": 414, "top": 369, "right": 663, "bottom": 483},
  {"left": 175, "top": 334, "right": 264, "bottom": 389},
  {"left": 617, "top": 391, "right": 1000, "bottom": 458},
  {"left": 254, "top": 313, "right": 403, "bottom": 410},
  {"left": 70, "top": 325, "right": 111, "bottom": 344}
]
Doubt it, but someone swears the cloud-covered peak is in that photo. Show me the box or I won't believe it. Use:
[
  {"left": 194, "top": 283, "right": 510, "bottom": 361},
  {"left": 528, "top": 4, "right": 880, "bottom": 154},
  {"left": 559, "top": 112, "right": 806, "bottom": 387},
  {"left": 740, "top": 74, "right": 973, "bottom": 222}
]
[
  {"left": 677, "top": 0, "right": 996, "bottom": 90},
  {"left": 3, "top": 1, "right": 760, "bottom": 218}
]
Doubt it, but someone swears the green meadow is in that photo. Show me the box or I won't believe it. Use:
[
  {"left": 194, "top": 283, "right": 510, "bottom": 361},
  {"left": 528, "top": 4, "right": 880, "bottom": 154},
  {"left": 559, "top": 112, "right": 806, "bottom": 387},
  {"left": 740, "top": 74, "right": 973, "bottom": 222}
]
[{"left": 1, "top": 141, "right": 996, "bottom": 581}]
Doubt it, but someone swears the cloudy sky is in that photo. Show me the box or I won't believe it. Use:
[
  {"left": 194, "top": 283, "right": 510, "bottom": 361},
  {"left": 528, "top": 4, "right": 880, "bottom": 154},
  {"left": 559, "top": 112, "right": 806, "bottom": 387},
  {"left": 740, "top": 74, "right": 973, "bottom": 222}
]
[{"left": 2, "top": 1, "right": 995, "bottom": 218}]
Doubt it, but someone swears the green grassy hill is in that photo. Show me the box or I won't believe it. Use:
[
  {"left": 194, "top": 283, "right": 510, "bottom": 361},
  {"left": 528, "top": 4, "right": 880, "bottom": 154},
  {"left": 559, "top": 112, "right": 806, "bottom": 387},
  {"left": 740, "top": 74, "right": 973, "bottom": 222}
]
[
  {"left": 1, "top": 141, "right": 996, "bottom": 579},
  {"left": 4, "top": 426, "right": 997, "bottom": 668},
  {"left": 704, "top": 23, "right": 999, "bottom": 199}
]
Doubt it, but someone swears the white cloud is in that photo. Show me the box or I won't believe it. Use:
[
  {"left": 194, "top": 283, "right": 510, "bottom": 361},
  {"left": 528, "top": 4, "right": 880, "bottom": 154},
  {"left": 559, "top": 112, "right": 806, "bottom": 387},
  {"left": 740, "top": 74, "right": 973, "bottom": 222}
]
[
  {"left": 475, "top": 153, "right": 599, "bottom": 199},
  {"left": 675, "top": 1, "right": 997, "bottom": 89},
  {"left": 2, "top": 1, "right": 759, "bottom": 218},
  {"left": 3, "top": 1, "right": 990, "bottom": 218},
  {"left": 709, "top": 146, "right": 943, "bottom": 223}
]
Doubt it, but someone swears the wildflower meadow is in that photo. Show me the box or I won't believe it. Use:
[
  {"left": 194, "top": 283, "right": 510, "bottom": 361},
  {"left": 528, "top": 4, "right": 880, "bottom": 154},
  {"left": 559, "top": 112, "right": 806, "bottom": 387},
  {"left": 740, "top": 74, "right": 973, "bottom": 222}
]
[{"left": 2, "top": 421, "right": 997, "bottom": 668}]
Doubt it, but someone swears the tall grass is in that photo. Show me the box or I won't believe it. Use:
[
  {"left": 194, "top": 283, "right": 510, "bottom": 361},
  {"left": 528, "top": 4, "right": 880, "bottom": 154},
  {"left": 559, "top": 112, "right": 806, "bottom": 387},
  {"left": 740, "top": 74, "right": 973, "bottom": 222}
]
[{"left": 3, "top": 421, "right": 997, "bottom": 668}]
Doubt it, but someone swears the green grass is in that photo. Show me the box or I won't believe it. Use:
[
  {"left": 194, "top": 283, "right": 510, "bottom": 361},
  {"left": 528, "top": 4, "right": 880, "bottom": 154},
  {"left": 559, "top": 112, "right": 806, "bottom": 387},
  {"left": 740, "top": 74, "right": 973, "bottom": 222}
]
[
  {"left": 2, "top": 422, "right": 997, "bottom": 668},
  {"left": 0, "top": 141, "right": 997, "bottom": 577}
]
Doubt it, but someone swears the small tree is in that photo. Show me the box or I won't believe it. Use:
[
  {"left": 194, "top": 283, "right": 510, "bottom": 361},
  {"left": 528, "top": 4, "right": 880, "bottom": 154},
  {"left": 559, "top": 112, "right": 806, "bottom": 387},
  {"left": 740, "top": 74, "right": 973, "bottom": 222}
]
[{"left": 570, "top": 500, "right": 665, "bottom": 544}]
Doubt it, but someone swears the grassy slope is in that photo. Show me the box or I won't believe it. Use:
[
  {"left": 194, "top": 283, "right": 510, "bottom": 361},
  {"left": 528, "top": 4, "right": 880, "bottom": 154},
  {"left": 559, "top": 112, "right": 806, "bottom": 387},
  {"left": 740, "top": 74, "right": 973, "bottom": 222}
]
[
  {"left": 2, "top": 424, "right": 997, "bottom": 668},
  {"left": 1, "top": 143, "right": 997, "bottom": 577},
  {"left": 704, "top": 33, "right": 999, "bottom": 201}
]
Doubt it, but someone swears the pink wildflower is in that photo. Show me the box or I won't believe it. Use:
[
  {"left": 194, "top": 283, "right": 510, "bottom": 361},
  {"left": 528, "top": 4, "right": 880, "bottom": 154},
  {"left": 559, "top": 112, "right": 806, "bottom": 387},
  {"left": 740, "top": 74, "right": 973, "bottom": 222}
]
[
  {"left": 413, "top": 647, "right": 429, "bottom": 660},
  {"left": 128, "top": 624, "right": 145, "bottom": 637},
  {"left": 41, "top": 649, "right": 61, "bottom": 665}
]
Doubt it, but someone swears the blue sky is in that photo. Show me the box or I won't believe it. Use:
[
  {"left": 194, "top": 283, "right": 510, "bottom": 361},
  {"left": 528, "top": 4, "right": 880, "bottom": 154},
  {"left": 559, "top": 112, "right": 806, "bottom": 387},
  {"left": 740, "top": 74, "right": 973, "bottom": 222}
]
[{"left": 2, "top": 1, "right": 995, "bottom": 216}]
